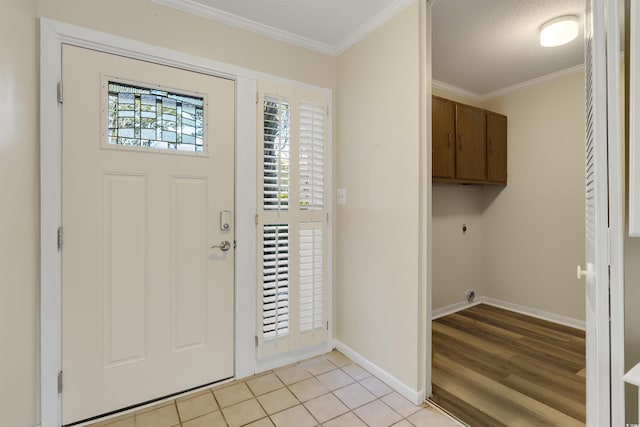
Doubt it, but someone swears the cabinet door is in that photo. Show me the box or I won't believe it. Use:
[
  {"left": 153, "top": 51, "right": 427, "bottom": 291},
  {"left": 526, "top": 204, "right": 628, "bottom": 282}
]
[
  {"left": 486, "top": 112, "right": 507, "bottom": 183},
  {"left": 432, "top": 97, "right": 455, "bottom": 179},
  {"left": 455, "top": 104, "right": 486, "bottom": 181}
]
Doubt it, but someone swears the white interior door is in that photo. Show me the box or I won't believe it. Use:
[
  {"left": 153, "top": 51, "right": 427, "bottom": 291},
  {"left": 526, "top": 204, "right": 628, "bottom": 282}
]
[
  {"left": 584, "top": 0, "right": 610, "bottom": 424},
  {"left": 582, "top": 0, "right": 625, "bottom": 425},
  {"left": 61, "top": 45, "right": 235, "bottom": 424}
]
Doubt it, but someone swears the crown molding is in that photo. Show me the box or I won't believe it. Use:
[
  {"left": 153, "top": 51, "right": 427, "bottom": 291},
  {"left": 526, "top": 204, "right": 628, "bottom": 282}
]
[
  {"left": 333, "top": 0, "right": 415, "bottom": 55},
  {"left": 433, "top": 63, "right": 586, "bottom": 104},
  {"left": 432, "top": 79, "right": 482, "bottom": 101},
  {"left": 153, "top": 0, "right": 414, "bottom": 57},
  {"left": 152, "top": 0, "right": 336, "bottom": 56},
  {"left": 481, "top": 64, "right": 585, "bottom": 100}
]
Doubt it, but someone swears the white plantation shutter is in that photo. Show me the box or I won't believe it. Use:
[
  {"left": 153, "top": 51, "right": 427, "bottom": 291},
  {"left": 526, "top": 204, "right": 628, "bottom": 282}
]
[
  {"left": 257, "top": 82, "right": 328, "bottom": 359},
  {"left": 298, "top": 223, "right": 324, "bottom": 339},
  {"left": 299, "top": 103, "right": 325, "bottom": 210},
  {"left": 262, "top": 224, "right": 290, "bottom": 339},
  {"left": 263, "top": 96, "right": 290, "bottom": 211}
]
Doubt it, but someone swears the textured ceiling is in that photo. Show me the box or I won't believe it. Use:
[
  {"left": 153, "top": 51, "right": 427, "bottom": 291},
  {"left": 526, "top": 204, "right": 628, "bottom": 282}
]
[
  {"left": 432, "top": 0, "right": 585, "bottom": 95},
  {"left": 159, "top": 0, "right": 587, "bottom": 96}
]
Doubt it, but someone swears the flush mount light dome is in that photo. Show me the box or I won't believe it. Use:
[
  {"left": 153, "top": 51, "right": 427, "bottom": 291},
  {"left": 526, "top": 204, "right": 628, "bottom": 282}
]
[{"left": 539, "top": 15, "right": 579, "bottom": 47}]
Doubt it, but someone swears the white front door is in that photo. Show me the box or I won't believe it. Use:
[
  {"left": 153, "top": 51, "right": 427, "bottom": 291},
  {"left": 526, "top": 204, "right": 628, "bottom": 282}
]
[{"left": 61, "top": 45, "right": 235, "bottom": 424}]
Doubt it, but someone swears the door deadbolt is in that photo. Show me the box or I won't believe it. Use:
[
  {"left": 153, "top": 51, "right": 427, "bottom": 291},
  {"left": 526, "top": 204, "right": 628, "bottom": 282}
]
[{"left": 220, "top": 210, "right": 231, "bottom": 231}]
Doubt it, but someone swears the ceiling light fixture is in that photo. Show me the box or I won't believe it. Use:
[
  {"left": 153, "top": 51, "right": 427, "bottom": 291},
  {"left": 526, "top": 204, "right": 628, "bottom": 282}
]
[{"left": 539, "top": 15, "right": 579, "bottom": 47}]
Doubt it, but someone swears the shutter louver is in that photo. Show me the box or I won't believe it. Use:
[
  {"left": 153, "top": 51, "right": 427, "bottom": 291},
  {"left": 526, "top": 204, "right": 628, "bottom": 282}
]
[
  {"left": 262, "top": 224, "right": 290, "bottom": 339},
  {"left": 299, "top": 103, "right": 325, "bottom": 210},
  {"left": 263, "top": 96, "right": 290, "bottom": 211},
  {"left": 585, "top": 32, "right": 596, "bottom": 306},
  {"left": 299, "top": 223, "right": 324, "bottom": 332}
]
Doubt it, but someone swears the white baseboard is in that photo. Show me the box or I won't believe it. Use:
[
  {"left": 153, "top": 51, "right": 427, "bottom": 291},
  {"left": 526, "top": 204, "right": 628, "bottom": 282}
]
[
  {"left": 334, "top": 340, "right": 425, "bottom": 405},
  {"left": 254, "top": 342, "right": 334, "bottom": 375},
  {"left": 432, "top": 296, "right": 585, "bottom": 331},
  {"left": 431, "top": 300, "right": 481, "bottom": 320},
  {"left": 479, "top": 297, "right": 585, "bottom": 330}
]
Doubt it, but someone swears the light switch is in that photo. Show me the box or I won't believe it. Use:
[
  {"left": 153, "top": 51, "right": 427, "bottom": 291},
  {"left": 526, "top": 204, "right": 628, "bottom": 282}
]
[
  {"left": 337, "top": 188, "right": 347, "bottom": 205},
  {"left": 220, "top": 210, "right": 232, "bottom": 231}
]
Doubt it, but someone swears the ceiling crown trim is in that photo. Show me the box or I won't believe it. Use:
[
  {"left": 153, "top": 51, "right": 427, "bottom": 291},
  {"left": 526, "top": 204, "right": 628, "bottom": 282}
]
[
  {"left": 481, "top": 63, "right": 585, "bottom": 100},
  {"left": 152, "top": 0, "right": 336, "bottom": 55},
  {"left": 152, "top": 0, "right": 414, "bottom": 57},
  {"left": 434, "top": 63, "right": 586, "bottom": 103},
  {"left": 334, "top": 0, "right": 415, "bottom": 55},
  {"left": 432, "top": 79, "right": 482, "bottom": 101}
]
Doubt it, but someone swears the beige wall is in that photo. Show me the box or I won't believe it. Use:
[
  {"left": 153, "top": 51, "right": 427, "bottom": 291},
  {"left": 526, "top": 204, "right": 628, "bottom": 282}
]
[
  {"left": 36, "top": 0, "right": 336, "bottom": 90},
  {"left": 431, "top": 86, "right": 486, "bottom": 311},
  {"left": 0, "top": 0, "right": 38, "bottom": 425},
  {"left": 481, "top": 70, "right": 585, "bottom": 321},
  {"left": 336, "top": 2, "right": 422, "bottom": 391},
  {"left": 432, "top": 71, "right": 585, "bottom": 321},
  {"left": 2, "top": 1, "right": 337, "bottom": 425},
  {"left": 432, "top": 184, "right": 484, "bottom": 309}
]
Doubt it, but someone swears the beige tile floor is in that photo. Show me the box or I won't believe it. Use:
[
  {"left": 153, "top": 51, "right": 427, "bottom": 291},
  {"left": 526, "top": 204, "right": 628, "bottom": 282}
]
[{"left": 90, "top": 351, "right": 459, "bottom": 427}]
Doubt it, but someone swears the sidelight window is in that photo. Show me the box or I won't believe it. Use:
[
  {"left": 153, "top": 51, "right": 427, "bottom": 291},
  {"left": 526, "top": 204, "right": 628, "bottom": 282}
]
[{"left": 257, "top": 82, "right": 329, "bottom": 358}]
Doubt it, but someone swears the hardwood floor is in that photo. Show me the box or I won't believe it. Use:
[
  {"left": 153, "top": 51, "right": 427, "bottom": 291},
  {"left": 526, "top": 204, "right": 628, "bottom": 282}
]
[{"left": 430, "top": 303, "right": 585, "bottom": 426}]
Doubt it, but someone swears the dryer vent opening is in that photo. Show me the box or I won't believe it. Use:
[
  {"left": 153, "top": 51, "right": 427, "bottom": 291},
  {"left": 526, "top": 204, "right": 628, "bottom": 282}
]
[{"left": 465, "top": 289, "right": 476, "bottom": 303}]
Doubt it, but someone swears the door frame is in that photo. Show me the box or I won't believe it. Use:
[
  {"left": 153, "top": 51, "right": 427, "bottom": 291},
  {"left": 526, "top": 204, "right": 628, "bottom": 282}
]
[
  {"left": 39, "top": 18, "right": 333, "bottom": 427},
  {"left": 423, "top": 0, "right": 625, "bottom": 424}
]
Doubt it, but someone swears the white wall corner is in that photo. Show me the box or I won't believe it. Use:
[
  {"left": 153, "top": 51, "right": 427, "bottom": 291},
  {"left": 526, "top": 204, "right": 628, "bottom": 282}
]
[{"left": 334, "top": 340, "right": 425, "bottom": 405}]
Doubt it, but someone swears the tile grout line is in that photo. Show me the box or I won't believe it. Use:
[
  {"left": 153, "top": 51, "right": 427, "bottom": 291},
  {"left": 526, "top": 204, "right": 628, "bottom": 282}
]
[
  {"left": 210, "top": 388, "right": 229, "bottom": 427},
  {"left": 245, "top": 371, "right": 285, "bottom": 427},
  {"left": 96, "top": 351, "right": 454, "bottom": 427}
]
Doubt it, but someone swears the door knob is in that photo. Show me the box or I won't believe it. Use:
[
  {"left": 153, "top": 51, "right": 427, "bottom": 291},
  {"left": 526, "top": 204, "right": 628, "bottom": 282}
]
[{"left": 211, "top": 240, "right": 231, "bottom": 252}]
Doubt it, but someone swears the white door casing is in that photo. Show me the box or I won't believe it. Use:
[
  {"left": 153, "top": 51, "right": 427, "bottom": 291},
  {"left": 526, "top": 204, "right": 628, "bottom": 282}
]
[
  {"left": 603, "top": 0, "right": 625, "bottom": 424},
  {"left": 41, "top": 18, "right": 332, "bottom": 427},
  {"left": 61, "top": 45, "right": 235, "bottom": 424}
]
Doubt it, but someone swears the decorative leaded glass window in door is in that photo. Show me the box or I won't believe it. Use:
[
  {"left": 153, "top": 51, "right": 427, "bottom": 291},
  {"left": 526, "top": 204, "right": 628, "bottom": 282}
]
[{"left": 107, "top": 81, "right": 205, "bottom": 153}]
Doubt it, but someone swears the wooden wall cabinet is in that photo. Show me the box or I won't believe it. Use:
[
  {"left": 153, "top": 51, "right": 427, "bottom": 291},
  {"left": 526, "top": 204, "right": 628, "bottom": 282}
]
[
  {"left": 486, "top": 112, "right": 508, "bottom": 184},
  {"left": 432, "top": 96, "right": 507, "bottom": 185},
  {"left": 432, "top": 96, "right": 455, "bottom": 179},
  {"left": 455, "top": 103, "right": 486, "bottom": 182}
]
